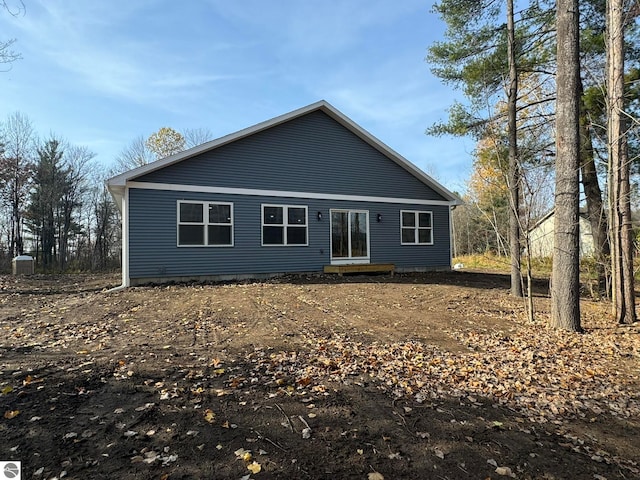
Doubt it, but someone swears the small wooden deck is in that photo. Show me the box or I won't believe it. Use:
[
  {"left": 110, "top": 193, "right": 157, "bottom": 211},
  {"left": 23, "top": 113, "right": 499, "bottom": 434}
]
[{"left": 323, "top": 263, "right": 395, "bottom": 276}]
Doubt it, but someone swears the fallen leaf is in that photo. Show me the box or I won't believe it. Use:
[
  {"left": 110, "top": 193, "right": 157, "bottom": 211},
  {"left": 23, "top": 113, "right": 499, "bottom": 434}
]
[
  {"left": 247, "top": 461, "right": 261, "bottom": 474},
  {"left": 4, "top": 410, "right": 19, "bottom": 419},
  {"left": 495, "top": 466, "right": 515, "bottom": 477},
  {"left": 234, "top": 448, "right": 252, "bottom": 462},
  {"left": 234, "top": 448, "right": 250, "bottom": 458},
  {"left": 2, "top": 386, "right": 14, "bottom": 395},
  {"left": 203, "top": 408, "right": 215, "bottom": 423},
  {"left": 368, "top": 473, "right": 385, "bottom": 480}
]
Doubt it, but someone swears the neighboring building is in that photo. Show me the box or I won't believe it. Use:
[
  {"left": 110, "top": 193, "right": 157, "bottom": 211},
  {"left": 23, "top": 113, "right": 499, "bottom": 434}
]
[
  {"left": 528, "top": 210, "right": 595, "bottom": 258},
  {"left": 107, "top": 100, "right": 461, "bottom": 286}
]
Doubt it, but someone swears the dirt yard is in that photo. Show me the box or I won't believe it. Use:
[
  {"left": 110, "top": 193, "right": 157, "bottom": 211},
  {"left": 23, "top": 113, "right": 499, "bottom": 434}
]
[{"left": 0, "top": 271, "right": 639, "bottom": 480}]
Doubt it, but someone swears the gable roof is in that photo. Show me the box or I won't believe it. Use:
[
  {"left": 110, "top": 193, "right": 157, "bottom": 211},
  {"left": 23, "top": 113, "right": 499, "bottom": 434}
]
[
  {"left": 107, "top": 100, "right": 461, "bottom": 209},
  {"left": 529, "top": 208, "right": 591, "bottom": 232}
]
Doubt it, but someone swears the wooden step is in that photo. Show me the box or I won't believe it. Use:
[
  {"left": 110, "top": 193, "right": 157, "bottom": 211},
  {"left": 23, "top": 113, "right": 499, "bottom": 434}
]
[{"left": 323, "top": 263, "right": 395, "bottom": 275}]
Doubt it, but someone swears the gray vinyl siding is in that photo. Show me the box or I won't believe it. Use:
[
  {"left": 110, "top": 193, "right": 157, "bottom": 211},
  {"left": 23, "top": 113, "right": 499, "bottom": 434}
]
[
  {"left": 135, "top": 111, "right": 446, "bottom": 202},
  {"left": 128, "top": 188, "right": 451, "bottom": 280}
]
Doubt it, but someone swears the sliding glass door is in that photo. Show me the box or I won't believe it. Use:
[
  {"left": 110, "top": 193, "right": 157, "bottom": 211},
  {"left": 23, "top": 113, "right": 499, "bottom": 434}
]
[{"left": 330, "top": 210, "right": 369, "bottom": 264}]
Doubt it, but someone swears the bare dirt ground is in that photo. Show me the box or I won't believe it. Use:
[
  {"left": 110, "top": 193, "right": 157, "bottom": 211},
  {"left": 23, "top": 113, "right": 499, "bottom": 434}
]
[{"left": 0, "top": 271, "right": 639, "bottom": 480}]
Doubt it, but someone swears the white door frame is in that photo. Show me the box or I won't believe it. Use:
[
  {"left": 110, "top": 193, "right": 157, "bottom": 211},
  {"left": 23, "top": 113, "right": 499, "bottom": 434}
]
[{"left": 329, "top": 209, "right": 370, "bottom": 265}]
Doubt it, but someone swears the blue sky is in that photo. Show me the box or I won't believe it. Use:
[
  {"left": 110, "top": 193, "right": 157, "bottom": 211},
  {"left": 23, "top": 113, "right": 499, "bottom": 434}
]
[{"left": 1, "top": 0, "right": 474, "bottom": 192}]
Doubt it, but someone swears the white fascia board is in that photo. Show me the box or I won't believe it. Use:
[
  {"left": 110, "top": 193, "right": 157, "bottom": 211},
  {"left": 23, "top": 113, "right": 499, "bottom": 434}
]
[{"left": 128, "top": 181, "right": 457, "bottom": 207}]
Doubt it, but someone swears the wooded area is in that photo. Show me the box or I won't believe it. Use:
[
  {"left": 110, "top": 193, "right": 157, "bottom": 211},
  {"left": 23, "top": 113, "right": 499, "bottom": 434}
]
[
  {"left": 0, "top": 118, "right": 210, "bottom": 273},
  {"left": 0, "top": 112, "right": 120, "bottom": 272},
  {"left": 429, "top": 0, "right": 639, "bottom": 329}
]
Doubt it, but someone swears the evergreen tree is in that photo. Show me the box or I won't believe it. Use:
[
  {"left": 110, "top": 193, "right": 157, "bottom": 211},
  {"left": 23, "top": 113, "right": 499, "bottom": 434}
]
[{"left": 26, "top": 139, "right": 68, "bottom": 269}]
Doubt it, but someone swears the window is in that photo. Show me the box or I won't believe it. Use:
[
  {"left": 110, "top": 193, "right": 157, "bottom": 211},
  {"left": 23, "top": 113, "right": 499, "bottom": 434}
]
[
  {"left": 262, "top": 204, "right": 307, "bottom": 246},
  {"left": 401, "top": 210, "right": 433, "bottom": 245},
  {"left": 177, "top": 201, "right": 233, "bottom": 246}
]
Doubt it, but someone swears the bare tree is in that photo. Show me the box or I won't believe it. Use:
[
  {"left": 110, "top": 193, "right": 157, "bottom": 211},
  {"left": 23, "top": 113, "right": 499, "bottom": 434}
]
[
  {"left": 551, "top": 0, "right": 582, "bottom": 331},
  {"left": 184, "top": 127, "right": 214, "bottom": 149},
  {"left": 0, "top": 112, "right": 35, "bottom": 257},
  {"left": 57, "top": 144, "right": 94, "bottom": 270},
  {"left": 1, "top": 1, "right": 25, "bottom": 68},
  {"left": 114, "top": 135, "right": 154, "bottom": 173},
  {"left": 92, "top": 181, "right": 118, "bottom": 270}
]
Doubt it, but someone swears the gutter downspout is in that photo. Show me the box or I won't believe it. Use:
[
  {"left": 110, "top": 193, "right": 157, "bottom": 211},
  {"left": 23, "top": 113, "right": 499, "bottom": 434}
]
[{"left": 450, "top": 204, "right": 457, "bottom": 262}]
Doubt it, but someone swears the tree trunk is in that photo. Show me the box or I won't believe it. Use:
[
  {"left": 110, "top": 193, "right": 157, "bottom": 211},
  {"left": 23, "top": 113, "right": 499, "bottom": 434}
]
[
  {"left": 551, "top": 0, "right": 582, "bottom": 332},
  {"left": 507, "top": 0, "right": 522, "bottom": 297},
  {"left": 579, "top": 80, "right": 609, "bottom": 295},
  {"left": 607, "top": 0, "right": 637, "bottom": 324}
]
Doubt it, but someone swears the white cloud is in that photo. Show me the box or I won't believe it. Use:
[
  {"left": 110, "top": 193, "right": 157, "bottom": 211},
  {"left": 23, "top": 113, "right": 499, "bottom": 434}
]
[{"left": 0, "top": 0, "right": 474, "bottom": 185}]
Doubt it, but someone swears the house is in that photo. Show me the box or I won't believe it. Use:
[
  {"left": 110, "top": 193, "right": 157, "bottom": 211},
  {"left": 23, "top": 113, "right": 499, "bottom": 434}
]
[
  {"left": 107, "top": 100, "right": 461, "bottom": 286},
  {"left": 528, "top": 210, "right": 595, "bottom": 258}
]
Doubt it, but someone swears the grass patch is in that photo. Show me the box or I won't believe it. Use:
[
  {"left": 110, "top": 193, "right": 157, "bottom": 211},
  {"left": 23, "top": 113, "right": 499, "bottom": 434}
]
[{"left": 454, "top": 254, "right": 553, "bottom": 278}]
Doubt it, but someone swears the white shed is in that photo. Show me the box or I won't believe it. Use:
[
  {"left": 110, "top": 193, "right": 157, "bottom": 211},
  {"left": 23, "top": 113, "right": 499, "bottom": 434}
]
[{"left": 528, "top": 211, "right": 595, "bottom": 258}]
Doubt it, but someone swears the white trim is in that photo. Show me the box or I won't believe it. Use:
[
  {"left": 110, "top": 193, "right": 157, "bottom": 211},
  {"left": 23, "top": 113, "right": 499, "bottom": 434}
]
[
  {"left": 330, "top": 258, "right": 370, "bottom": 266},
  {"left": 177, "top": 200, "right": 234, "bottom": 247},
  {"left": 400, "top": 210, "right": 434, "bottom": 246},
  {"left": 449, "top": 205, "right": 454, "bottom": 266},
  {"left": 128, "top": 181, "right": 454, "bottom": 207},
  {"left": 122, "top": 187, "right": 130, "bottom": 287},
  {"left": 329, "top": 209, "right": 370, "bottom": 264},
  {"left": 261, "top": 203, "right": 308, "bottom": 246}
]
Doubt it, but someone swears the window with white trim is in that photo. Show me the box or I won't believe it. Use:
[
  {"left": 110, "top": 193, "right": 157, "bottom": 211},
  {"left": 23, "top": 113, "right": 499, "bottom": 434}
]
[
  {"left": 262, "top": 204, "right": 308, "bottom": 246},
  {"left": 177, "top": 201, "right": 233, "bottom": 246},
  {"left": 400, "top": 210, "right": 433, "bottom": 245}
]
